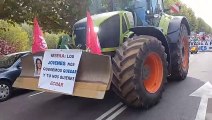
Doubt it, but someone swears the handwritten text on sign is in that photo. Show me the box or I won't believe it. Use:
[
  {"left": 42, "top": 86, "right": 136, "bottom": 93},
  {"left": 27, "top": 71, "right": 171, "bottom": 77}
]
[{"left": 38, "top": 49, "right": 82, "bottom": 95}]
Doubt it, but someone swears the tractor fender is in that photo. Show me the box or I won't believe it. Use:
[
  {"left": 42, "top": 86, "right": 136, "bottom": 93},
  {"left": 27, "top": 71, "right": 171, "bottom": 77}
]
[
  {"left": 167, "top": 16, "right": 190, "bottom": 43},
  {"left": 130, "top": 27, "right": 171, "bottom": 72}
]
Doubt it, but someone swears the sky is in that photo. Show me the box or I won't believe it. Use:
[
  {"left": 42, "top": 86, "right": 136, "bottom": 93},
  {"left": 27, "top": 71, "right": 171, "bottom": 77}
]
[{"left": 181, "top": 0, "right": 212, "bottom": 27}]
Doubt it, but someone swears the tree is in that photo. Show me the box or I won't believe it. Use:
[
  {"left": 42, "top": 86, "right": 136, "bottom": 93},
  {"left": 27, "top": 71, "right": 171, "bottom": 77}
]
[
  {"left": 1, "top": 0, "right": 212, "bottom": 34},
  {"left": 21, "top": 23, "right": 33, "bottom": 45},
  {"left": 0, "top": 20, "right": 30, "bottom": 51},
  {"left": 44, "top": 32, "right": 65, "bottom": 49},
  {"left": 0, "top": 40, "right": 16, "bottom": 55},
  {"left": 180, "top": 6, "right": 196, "bottom": 31},
  {"left": 0, "top": 0, "right": 88, "bottom": 33},
  {"left": 164, "top": 0, "right": 180, "bottom": 9},
  {"left": 164, "top": 0, "right": 212, "bottom": 34},
  {"left": 194, "top": 18, "right": 211, "bottom": 33}
]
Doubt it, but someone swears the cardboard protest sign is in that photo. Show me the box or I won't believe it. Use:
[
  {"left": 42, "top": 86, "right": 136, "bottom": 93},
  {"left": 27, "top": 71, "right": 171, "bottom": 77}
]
[{"left": 38, "top": 49, "right": 82, "bottom": 95}]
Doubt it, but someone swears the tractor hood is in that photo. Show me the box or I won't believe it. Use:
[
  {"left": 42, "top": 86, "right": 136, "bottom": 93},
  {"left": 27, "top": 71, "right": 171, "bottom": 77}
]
[
  {"left": 75, "top": 11, "right": 120, "bottom": 28},
  {"left": 73, "top": 11, "right": 122, "bottom": 50}
]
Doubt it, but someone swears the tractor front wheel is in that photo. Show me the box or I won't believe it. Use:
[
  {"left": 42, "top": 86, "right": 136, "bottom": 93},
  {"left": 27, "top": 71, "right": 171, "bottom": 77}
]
[
  {"left": 112, "top": 35, "right": 167, "bottom": 108},
  {"left": 169, "top": 24, "right": 189, "bottom": 81}
]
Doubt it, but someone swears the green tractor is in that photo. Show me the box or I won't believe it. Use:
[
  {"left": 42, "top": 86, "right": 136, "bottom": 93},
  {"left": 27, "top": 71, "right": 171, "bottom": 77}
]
[
  {"left": 11, "top": 0, "right": 190, "bottom": 109},
  {"left": 71, "top": 0, "right": 190, "bottom": 108}
]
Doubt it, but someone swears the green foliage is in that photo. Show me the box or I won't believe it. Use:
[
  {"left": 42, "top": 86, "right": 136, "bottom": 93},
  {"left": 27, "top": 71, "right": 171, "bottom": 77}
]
[
  {"left": 0, "top": 0, "right": 88, "bottom": 34},
  {"left": 20, "top": 22, "right": 66, "bottom": 49},
  {"left": 164, "top": 0, "right": 212, "bottom": 33},
  {"left": 0, "top": 0, "right": 211, "bottom": 34},
  {"left": 164, "top": 0, "right": 180, "bottom": 9},
  {"left": 0, "top": 20, "right": 30, "bottom": 51},
  {"left": 0, "top": 40, "right": 16, "bottom": 55},
  {"left": 21, "top": 23, "right": 33, "bottom": 45},
  {"left": 0, "top": 19, "right": 65, "bottom": 52},
  {"left": 179, "top": 6, "right": 196, "bottom": 31},
  {"left": 44, "top": 32, "right": 65, "bottom": 49},
  {"left": 90, "top": 0, "right": 133, "bottom": 14}
]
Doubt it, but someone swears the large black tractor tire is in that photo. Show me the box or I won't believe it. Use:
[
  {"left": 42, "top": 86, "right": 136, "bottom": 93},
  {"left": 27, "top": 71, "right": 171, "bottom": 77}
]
[
  {"left": 0, "top": 81, "right": 12, "bottom": 102},
  {"left": 169, "top": 24, "right": 189, "bottom": 81},
  {"left": 112, "top": 35, "right": 167, "bottom": 108}
]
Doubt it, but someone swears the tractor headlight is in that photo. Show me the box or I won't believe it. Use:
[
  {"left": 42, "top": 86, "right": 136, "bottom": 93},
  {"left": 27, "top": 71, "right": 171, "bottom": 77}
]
[{"left": 94, "top": 27, "right": 99, "bottom": 33}]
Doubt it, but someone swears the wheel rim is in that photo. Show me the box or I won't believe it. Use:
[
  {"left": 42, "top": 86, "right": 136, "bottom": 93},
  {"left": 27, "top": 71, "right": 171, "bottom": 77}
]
[
  {"left": 182, "top": 36, "right": 189, "bottom": 70},
  {"left": 0, "top": 84, "right": 10, "bottom": 99},
  {"left": 143, "top": 52, "right": 163, "bottom": 93}
]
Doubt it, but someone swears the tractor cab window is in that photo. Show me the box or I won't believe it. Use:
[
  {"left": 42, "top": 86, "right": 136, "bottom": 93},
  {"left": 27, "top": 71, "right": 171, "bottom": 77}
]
[
  {"left": 151, "top": 0, "right": 158, "bottom": 13},
  {"left": 89, "top": 0, "right": 148, "bottom": 26},
  {"left": 147, "top": 0, "right": 163, "bottom": 26},
  {"left": 98, "top": 15, "right": 120, "bottom": 48},
  {"left": 130, "top": 0, "right": 148, "bottom": 26},
  {"left": 131, "top": 0, "right": 147, "bottom": 9},
  {"left": 122, "top": 16, "right": 128, "bottom": 33},
  {"left": 151, "top": 0, "right": 163, "bottom": 14},
  {"left": 158, "top": 0, "right": 163, "bottom": 8}
]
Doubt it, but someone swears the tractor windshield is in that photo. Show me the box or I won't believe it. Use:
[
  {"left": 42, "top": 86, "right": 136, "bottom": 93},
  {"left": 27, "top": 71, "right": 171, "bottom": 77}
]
[{"left": 89, "top": 0, "right": 147, "bottom": 14}]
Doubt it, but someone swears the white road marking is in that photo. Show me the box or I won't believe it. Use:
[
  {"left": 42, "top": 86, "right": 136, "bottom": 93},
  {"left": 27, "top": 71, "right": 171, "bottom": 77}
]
[
  {"left": 95, "top": 102, "right": 124, "bottom": 120},
  {"left": 195, "top": 96, "right": 208, "bottom": 120},
  {"left": 105, "top": 105, "right": 127, "bottom": 120},
  {"left": 28, "top": 91, "right": 45, "bottom": 97},
  {"left": 190, "top": 82, "right": 212, "bottom": 120}
]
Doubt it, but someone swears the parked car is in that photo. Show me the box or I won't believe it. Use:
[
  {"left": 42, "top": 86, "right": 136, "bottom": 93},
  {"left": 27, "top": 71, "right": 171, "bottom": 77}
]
[{"left": 0, "top": 51, "right": 29, "bottom": 102}]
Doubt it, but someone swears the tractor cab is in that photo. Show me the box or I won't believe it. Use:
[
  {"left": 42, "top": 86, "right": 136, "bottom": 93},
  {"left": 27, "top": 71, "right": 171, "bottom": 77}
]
[
  {"left": 89, "top": 0, "right": 164, "bottom": 27},
  {"left": 122, "top": 0, "right": 164, "bottom": 26},
  {"left": 72, "top": 0, "right": 166, "bottom": 52}
]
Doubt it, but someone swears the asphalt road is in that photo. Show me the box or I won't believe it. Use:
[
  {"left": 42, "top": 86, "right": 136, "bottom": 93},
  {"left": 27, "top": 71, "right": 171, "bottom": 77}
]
[{"left": 0, "top": 52, "right": 212, "bottom": 120}]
